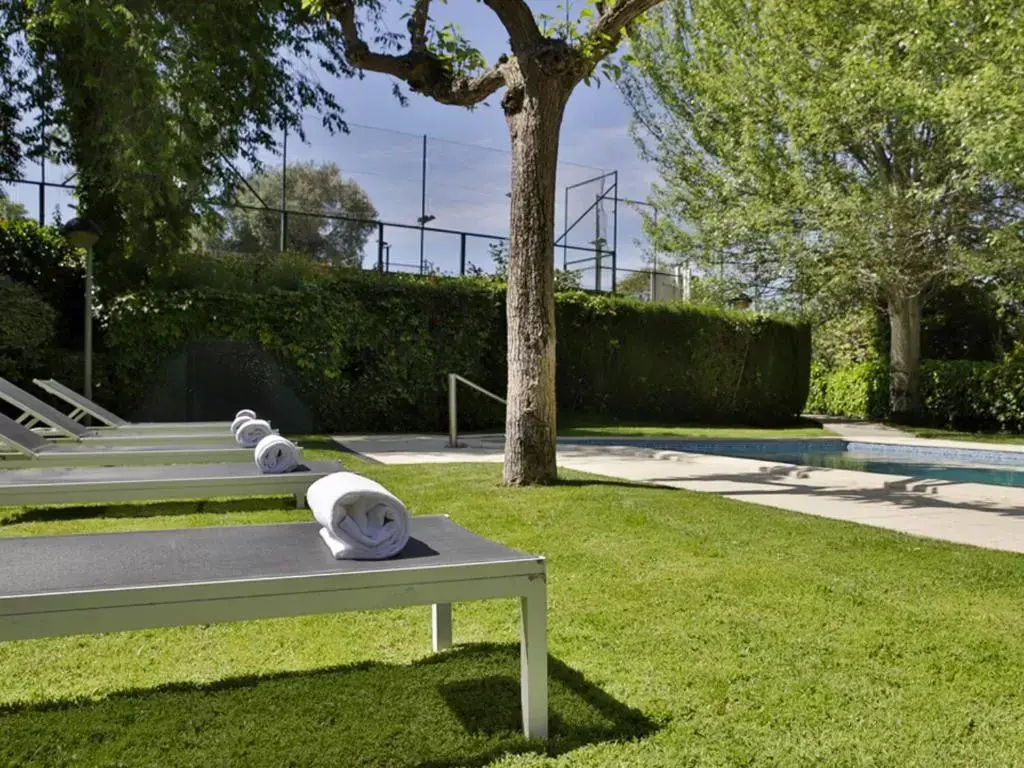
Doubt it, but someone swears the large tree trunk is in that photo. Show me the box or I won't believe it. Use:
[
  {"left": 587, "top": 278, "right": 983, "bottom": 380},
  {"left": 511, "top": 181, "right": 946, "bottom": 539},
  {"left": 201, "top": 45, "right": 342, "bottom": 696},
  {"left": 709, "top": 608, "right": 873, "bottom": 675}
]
[
  {"left": 888, "top": 292, "right": 923, "bottom": 422},
  {"left": 502, "top": 81, "right": 568, "bottom": 485}
]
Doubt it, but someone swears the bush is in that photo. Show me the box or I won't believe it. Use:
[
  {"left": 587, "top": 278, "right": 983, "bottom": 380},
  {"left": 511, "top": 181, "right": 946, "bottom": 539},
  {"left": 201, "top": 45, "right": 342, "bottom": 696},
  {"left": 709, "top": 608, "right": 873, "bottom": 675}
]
[
  {"left": 102, "top": 272, "right": 811, "bottom": 432},
  {"left": 0, "top": 278, "right": 57, "bottom": 383},
  {"left": 0, "top": 219, "right": 84, "bottom": 346},
  {"left": 806, "top": 361, "right": 889, "bottom": 420},
  {"left": 810, "top": 348, "right": 1024, "bottom": 433},
  {"left": 148, "top": 249, "right": 336, "bottom": 292}
]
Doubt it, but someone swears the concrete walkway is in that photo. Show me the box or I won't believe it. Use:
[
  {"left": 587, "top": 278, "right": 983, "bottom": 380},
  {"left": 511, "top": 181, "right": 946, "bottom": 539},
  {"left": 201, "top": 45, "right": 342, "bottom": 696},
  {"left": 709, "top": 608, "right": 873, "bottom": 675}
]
[{"left": 334, "top": 433, "right": 1024, "bottom": 555}]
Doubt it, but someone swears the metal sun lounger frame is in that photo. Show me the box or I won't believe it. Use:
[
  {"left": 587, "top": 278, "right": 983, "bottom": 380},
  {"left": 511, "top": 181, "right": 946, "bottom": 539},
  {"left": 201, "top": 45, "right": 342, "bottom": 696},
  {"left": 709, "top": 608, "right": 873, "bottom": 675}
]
[
  {"left": 0, "top": 376, "right": 254, "bottom": 447},
  {"left": 0, "top": 515, "right": 548, "bottom": 739},
  {"left": 0, "top": 460, "right": 338, "bottom": 507},
  {"left": 34, "top": 377, "right": 232, "bottom": 433},
  {"left": 0, "top": 411, "right": 285, "bottom": 468}
]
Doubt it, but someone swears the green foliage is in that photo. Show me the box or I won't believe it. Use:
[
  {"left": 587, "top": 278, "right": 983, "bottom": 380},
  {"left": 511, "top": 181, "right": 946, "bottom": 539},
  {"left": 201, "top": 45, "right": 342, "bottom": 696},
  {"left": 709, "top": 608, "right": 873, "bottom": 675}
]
[
  {"left": 624, "top": 0, "right": 1024, "bottom": 411},
  {"left": 103, "top": 273, "right": 810, "bottom": 431},
  {"left": 147, "top": 250, "right": 337, "bottom": 292},
  {"left": 806, "top": 362, "right": 890, "bottom": 420},
  {"left": 467, "top": 240, "right": 583, "bottom": 292},
  {"left": 5, "top": 0, "right": 351, "bottom": 290},
  {"left": 0, "top": 218, "right": 83, "bottom": 345},
  {"left": 0, "top": 278, "right": 57, "bottom": 383},
  {"left": 810, "top": 349, "right": 1024, "bottom": 433},
  {"left": 201, "top": 162, "right": 378, "bottom": 268}
]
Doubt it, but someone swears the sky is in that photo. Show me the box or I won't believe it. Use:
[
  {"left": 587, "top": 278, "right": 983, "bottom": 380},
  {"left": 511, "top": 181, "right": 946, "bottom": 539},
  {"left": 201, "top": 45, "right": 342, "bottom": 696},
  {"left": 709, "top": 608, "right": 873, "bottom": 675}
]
[{"left": 4, "top": 1, "right": 663, "bottom": 281}]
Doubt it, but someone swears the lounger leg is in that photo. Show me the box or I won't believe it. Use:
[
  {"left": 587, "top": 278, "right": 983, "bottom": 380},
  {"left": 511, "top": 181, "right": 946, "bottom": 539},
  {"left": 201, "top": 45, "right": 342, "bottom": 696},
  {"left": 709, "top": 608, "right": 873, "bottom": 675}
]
[
  {"left": 432, "top": 603, "right": 453, "bottom": 652},
  {"left": 294, "top": 493, "right": 306, "bottom": 509},
  {"left": 520, "top": 578, "right": 548, "bottom": 739}
]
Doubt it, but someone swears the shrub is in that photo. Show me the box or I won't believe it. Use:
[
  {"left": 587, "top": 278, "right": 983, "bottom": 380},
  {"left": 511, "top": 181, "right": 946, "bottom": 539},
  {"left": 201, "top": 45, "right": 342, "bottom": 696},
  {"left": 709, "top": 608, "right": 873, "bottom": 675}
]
[
  {"left": 103, "top": 272, "right": 811, "bottom": 432},
  {"left": 0, "top": 219, "right": 84, "bottom": 346},
  {"left": 148, "top": 249, "right": 336, "bottom": 292},
  {"left": 806, "top": 361, "right": 888, "bottom": 420},
  {"left": 810, "top": 349, "right": 1024, "bottom": 433},
  {"left": 0, "top": 278, "right": 57, "bottom": 383}
]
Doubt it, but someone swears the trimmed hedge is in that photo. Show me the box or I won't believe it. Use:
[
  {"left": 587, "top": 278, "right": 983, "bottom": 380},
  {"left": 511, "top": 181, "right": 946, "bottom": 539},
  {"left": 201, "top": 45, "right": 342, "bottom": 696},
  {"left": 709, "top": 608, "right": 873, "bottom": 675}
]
[
  {"left": 102, "top": 272, "right": 810, "bottom": 432},
  {"left": 807, "top": 350, "right": 1024, "bottom": 432},
  {"left": 805, "top": 361, "right": 889, "bottom": 420}
]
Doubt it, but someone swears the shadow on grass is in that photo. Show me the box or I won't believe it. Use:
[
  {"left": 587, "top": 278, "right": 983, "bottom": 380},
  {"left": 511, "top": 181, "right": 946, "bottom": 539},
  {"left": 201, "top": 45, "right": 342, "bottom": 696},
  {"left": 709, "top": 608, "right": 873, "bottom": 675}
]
[
  {"left": 552, "top": 476, "right": 680, "bottom": 492},
  {"left": 0, "top": 643, "right": 658, "bottom": 768},
  {"left": 0, "top": 496, "right": 295, "bottom": 526}
]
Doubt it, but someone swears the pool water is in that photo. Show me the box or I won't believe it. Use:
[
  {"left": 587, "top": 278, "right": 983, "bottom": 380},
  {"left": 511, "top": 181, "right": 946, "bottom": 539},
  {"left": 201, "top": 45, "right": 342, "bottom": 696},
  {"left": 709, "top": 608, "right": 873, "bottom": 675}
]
[{"left": 721, "top": 450, "right": 1024, "bottom": 487}]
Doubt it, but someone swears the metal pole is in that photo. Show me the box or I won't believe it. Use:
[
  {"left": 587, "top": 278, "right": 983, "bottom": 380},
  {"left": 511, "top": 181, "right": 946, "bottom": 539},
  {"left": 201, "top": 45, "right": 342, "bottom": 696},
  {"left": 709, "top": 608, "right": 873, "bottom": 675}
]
[
  {"left": 651, "top": 205, "right": 659, "bottom": 303},
  {"left": 611, "top": 171, "right": 618, "bottom": 293},
  {"left": 279, "top": 124, "right": 288, "bottom": 253},
  {"left": 38, "top": 155, "right": 45, "bottom": 227},
  {"left": 377, "top": 223, "right": 385, "bottom": 271},
  {"left": 563, "top": 187, "right": 568, "bottom": 270},
  {"left": 84, "top": 245, "right": 93, "bottom": 400},
  {"left": 594, "top": 194, "right": 602, "bottom": 292},
  {"left": 419, "top": 134, "right": 427, "bottom": 274},
  {"left": 447, "top": 373, "right": 458, "bottom": 447},
  {"left": 460, "top": 233, "right": 467, "bottom": 275}
]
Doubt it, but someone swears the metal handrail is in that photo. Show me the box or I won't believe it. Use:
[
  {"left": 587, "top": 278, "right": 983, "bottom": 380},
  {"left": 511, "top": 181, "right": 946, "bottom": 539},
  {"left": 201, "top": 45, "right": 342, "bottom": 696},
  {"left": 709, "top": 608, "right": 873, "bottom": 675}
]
[{"left": 447, "top": 373, "right": 506, "bottom": 448}]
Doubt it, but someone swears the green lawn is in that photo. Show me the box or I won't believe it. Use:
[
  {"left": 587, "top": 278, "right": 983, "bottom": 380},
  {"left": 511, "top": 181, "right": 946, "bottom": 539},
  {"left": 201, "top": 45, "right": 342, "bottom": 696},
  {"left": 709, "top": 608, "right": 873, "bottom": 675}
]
[
  {"left": 3, "top": 439, "right": 1024, "bottom": 766},
  {"left": 560, "top": 421, "right": 836, "bottom": 440},
  {"left": 897, "top": 426, "right": 1024, "bottom": 445}
]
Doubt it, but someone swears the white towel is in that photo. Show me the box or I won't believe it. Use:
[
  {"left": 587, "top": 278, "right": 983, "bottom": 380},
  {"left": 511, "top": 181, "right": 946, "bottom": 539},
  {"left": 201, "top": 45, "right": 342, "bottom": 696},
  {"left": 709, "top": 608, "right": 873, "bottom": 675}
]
[
  {"left": 235, "top": 418, "right": 273, "bottom": 448},
  {"left": 254, "top": 434, "right": 301, "bottom": 474},
  {"left": 307, "top": 472, "right": 411, "bottom": 560},
  {"left": 235, "top": 409, "right": 256, "bottom": 420},
  {"left": 230, "top": 415, "right": 250, "bottom": 435}
]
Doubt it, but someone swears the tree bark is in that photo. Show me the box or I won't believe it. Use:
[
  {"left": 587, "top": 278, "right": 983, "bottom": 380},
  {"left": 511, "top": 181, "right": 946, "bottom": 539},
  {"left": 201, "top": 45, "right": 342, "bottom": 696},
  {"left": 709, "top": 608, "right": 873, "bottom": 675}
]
[
  {"left": 888, "top": 292, "right": 922, "bottom": 422},
  {"left": 502, "top": 78, "right": 568, "bottom": 485}
]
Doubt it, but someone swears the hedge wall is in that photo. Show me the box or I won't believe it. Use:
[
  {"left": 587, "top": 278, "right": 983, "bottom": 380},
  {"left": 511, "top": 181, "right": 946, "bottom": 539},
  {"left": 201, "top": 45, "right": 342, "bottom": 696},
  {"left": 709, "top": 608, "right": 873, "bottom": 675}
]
[
  {"left": 806, "top": 350, "right": 1024, "bottom": 432},
  {"left": 102, "top": 272, "right": 810, "bottom": 432}
]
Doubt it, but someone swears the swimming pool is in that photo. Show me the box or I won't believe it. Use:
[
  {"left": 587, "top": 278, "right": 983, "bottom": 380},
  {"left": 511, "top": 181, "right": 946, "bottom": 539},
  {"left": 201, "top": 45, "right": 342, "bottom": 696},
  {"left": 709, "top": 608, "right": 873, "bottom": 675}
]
[{"left": 559, "top": 438, "right": 1024, "bottom": 488}]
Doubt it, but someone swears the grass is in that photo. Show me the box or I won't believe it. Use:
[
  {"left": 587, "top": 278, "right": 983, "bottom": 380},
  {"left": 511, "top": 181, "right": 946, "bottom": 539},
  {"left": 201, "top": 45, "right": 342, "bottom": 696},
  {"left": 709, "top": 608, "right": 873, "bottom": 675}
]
[
  {"left": 4, "top": 439, "right": 1024, "bottom": 765},
  {"left": 895, "top": 425, "right": 1024, "bottom": 445},
  {"left": 559, "top": 418, "right": 835, "bottom": 440}
]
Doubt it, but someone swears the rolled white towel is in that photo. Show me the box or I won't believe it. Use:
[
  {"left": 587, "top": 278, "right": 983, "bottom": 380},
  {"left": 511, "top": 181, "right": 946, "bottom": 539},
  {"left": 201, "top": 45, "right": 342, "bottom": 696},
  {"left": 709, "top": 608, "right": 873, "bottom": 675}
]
[
  {"left": 235, "top": 409, "right": 257, "bottom": 421},
  {"left": 254, "top": 434, "right": 302, "bottom": 474},
  {"left": 235, "top": 418, "right": 273, "bottom": 448},
  {"left": 307, "top": 472, "right": 410, "bottom": 560},
  {"left": 230, "top": 415, "right": 250, "bottom": 435}
]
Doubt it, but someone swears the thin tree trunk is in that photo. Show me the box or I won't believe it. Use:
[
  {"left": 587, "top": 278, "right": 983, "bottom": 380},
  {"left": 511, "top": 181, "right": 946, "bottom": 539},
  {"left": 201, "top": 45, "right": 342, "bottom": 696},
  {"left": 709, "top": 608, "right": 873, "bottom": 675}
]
[
  {"left": 502, "top": 81, "right": 567, "bottom": 485},
  {"left": 888, "top": 292, "right": 922, "bottom": 421}
]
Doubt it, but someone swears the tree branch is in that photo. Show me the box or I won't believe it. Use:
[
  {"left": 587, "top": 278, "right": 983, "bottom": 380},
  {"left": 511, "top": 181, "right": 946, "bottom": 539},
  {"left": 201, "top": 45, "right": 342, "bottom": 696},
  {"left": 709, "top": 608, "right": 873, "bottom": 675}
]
[
  {"left": 408, "top": 0, "right": 430, "bottom": 52},
  {"left": 481, "top": 0, "right": 542, "bottom": 49},
  {"left": 584, "top": 0, "right": 663, "bottom": 62},
  {"left": 321, "top": 0, "right": 508, "bottom": 106}
]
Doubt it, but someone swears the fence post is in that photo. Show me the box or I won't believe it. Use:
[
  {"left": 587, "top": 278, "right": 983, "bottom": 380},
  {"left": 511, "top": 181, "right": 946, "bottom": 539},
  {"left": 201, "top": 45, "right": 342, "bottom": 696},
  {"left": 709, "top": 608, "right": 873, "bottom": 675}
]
[
  {"left": 377, "top": 223, "right": 385, "bottom": 271},
  {"left": 460, "top": 233, "right": 467, "bottom": 275}
]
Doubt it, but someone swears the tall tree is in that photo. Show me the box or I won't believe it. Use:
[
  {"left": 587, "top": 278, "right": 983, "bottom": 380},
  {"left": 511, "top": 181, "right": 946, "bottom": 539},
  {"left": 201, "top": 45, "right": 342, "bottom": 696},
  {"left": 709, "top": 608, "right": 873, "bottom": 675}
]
[
  {"left": 624, "top": 0, "right": 1024, "bottom": 419},
  {"left": 306, "top": 0, "right": 662, "bottom": 484},
  {"left": 206, "top": 162, "right": 377, "bottom": 266},
  {"left": 3, "top": 0, "right": 351, "bottom": 291}
]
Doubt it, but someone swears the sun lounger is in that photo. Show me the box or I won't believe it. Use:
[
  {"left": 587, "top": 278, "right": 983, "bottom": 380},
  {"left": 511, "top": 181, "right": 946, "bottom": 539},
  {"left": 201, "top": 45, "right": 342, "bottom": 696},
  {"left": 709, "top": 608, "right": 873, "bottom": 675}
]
[
  {"left": 0, "top": 412, "right": 284, "bottom": 467},
  {"left": 0, "top": 515, "right": 547, "bottom": 738},
  {"left": 0, "top": 377, "right": 242, "bottom": 445},
  {"left": 34, "top": 378, "right": 233, "bottom": 434},
  {"left": 0, "top": 459, "right": 337, "bottom": 507}
]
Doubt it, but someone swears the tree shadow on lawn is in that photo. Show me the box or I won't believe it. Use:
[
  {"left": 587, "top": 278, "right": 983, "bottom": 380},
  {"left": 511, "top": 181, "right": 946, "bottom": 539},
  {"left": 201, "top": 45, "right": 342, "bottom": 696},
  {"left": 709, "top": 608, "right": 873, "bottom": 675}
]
[
  {"left": 0, "top": 496, "right": 296, "bottom": 526},
  {"left": 0, "top": 643, "right": 658, "bottom": 768}
]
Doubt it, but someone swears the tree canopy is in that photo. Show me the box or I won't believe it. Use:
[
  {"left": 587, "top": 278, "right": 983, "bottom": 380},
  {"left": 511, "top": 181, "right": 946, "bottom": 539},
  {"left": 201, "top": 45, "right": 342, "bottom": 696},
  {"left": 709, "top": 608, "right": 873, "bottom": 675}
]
[
  {"left": 624, "top": 0, "right": 1024, "bottom": 417},
  {"left": 1, "top": 0, "right": 351, "bottom": 289},
  {"left": 205, "top": 162, "right": 377, "bottom": 267}
]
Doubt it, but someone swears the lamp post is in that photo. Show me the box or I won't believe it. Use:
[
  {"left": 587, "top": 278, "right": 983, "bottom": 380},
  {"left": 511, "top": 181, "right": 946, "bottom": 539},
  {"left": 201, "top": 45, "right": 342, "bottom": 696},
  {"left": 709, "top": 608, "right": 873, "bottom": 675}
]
[{"left": 61, "top": 218, "right": 102, "bottom": 400}]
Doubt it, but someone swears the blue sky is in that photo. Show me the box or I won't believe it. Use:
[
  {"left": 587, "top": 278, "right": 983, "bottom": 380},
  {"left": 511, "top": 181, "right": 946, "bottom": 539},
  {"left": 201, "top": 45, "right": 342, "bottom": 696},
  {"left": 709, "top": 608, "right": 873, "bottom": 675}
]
[
  {"left": 282, "top": 0, "right": 660, "bottom": 275},
  {"left": 6, "top": 1, "right": 661, "bottom": 278}
]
